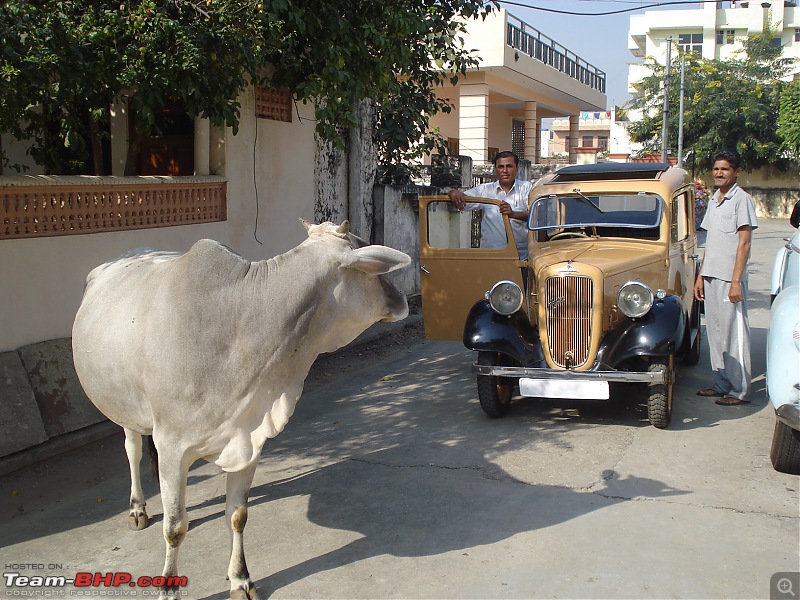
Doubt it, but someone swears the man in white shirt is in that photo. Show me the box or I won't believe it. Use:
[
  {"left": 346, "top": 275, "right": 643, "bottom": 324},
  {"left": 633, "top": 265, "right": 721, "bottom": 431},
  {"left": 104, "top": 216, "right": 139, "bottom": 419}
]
[
  {"left": 446, "top": 151, "right": 532, "bottom": 259},
  {"left": 693, "top": 148, "right": 758, "bottom": 405}
]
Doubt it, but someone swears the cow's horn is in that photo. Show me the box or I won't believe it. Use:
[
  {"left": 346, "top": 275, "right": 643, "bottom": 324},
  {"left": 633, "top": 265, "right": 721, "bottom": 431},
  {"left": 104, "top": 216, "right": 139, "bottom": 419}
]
[{"left": 337, "top": 221, "right": 351, "bottom": 235}]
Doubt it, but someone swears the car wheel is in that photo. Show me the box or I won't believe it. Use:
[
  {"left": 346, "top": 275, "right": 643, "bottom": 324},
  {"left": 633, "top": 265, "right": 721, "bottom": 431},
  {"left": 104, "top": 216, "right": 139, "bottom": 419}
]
[
  {"left": 647, "top": 356, "right": 674, "bottom": 429},
  {"left": 476, "top": 351, "right": 514, "bottom": 418},
  {"left": 682, "top": 312, "right": 702, "bottom": 366},
  {"left": 770, "top": 419, "right": 800, "bottom": 475}
]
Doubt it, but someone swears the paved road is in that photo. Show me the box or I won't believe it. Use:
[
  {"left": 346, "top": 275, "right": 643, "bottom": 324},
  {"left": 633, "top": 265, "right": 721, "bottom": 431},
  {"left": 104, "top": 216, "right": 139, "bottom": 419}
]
[{"left": 1, "top": 219, "right": 798, "bottom": 599}]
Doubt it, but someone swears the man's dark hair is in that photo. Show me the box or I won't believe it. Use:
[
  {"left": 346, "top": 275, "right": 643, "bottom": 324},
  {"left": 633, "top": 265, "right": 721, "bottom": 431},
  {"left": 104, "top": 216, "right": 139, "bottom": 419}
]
[
  {"left": 494, "top": 150, "right": 519, "bottom": 166},
  {"left": 713, "top": 148, "right": 742, "bottom": 170}
]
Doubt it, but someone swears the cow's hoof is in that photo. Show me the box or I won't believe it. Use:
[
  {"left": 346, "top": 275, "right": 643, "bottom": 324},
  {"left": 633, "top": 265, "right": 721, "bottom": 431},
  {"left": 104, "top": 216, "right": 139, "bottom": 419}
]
[
  {"left": 230, "top": 584, "right": 260, "bottom": 600},
  {"left": 127, "top": 510, "right": 149, "bottom": 530}
]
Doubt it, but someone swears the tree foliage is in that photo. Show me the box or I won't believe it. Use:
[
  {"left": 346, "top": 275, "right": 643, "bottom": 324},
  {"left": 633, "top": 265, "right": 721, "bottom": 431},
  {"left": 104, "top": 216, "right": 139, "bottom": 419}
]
[
  {"left": 778, "top": 79, "right": 800, "bottom": 159},
  {"left": 1, "top": 0, "right": 494, "bottom": 174},
  {"left": 625, "top": 28, "right": 794, "bottom": 172}
]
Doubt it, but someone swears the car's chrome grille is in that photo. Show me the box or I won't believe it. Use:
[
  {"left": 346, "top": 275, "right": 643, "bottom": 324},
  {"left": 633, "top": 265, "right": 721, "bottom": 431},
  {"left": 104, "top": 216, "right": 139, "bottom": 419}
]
[{"left": 544, "top": 275, "right": 593, "bottom": 368}]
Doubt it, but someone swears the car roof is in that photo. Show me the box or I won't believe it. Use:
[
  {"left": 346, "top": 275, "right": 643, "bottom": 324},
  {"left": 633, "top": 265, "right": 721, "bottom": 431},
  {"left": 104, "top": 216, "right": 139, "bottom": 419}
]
[{"left": 533, "top": 162, "right": 689, "bottom": 191}]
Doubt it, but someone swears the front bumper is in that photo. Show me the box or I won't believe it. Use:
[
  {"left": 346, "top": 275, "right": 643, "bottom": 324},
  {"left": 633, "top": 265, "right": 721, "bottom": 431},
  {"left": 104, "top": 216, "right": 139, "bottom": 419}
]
[{"left": 472, "top": 364, "right": 665, "bottom": 384}]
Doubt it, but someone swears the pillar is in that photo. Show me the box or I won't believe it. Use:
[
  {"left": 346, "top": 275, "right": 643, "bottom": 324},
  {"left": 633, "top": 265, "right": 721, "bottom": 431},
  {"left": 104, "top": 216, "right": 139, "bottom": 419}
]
[
  {"left": 348, "top": 98, "right": 377, "bottom": 242},
  {"left": 568, "top": 115, "right": 580, "bottom": 165},
  {"left": 194, "top": 117, "right": 211, "bottom": 176},
  {"left": 458, "top": 83, "right": 490, "bottom": 164},
  {"left": 524, "top": 101, "right": 538, "bottom": 164},
  {"left": 209, "top": 125, "right": 226, "bottom": 176}
]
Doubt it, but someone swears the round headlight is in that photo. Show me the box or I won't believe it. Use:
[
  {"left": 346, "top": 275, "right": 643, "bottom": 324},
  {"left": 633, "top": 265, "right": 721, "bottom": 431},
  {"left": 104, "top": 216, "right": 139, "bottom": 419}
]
[
  {"left": 486, "top": 280, "right": 524, "bottom": 315},
  {"left": 617, "top": 281, "right": 654, "bottom": 318}
]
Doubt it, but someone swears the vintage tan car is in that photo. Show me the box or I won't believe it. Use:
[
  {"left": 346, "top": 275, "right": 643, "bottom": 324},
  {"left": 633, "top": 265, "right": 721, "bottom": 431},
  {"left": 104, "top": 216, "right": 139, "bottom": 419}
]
[{"left": 419, "top": 162, "right": 702, "bottom": 428}]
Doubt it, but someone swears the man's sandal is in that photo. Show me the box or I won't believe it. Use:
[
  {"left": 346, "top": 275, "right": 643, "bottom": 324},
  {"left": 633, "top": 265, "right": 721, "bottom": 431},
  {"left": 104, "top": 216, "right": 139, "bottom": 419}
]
[
  {"left": 696, "top": 388, "right": 724, "bottom": 397},
  {"left": 715, "top": 396, "right": 750, "bottom": 406}
]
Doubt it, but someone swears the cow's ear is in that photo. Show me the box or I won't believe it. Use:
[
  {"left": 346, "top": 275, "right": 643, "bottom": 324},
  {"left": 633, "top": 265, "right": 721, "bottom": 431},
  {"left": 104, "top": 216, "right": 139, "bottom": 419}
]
[{"left": 344, "top": 246, "right": 411, "bottom": 275}]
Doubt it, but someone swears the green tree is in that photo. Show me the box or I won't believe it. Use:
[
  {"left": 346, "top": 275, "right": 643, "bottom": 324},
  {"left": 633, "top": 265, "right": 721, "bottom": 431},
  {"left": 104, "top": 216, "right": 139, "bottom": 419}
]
[
  {"left": 625, "top": 27, "right": 794, "bottom": 172},
  {"left": 778, "top": 79, "right": 800, "bottom": 159},
  {"left": 1, "top": 0, "right": 494, "bottom": 175}
]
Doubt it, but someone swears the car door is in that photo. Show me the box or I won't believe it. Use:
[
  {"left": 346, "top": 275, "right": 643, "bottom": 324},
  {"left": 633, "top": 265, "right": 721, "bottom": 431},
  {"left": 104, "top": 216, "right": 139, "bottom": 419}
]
[
  {"left": 419, "top": 195, "right": 525, "bottom": 341},
  {"left": 668, "top": 186, "right": 697, "bottom": 309}
]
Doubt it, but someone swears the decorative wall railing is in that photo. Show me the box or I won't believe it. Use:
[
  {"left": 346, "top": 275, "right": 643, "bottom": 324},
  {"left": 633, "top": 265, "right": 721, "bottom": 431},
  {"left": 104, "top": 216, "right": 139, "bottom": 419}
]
[
  {"left": 507, "top": 14, "right": 606, "bottom": 94},
  {"left": 0, "top": 176, "right": 226, "bottom": 240}
]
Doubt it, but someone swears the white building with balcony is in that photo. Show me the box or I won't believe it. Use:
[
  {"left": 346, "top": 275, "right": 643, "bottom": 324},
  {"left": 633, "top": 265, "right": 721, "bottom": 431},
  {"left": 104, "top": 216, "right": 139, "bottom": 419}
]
[{"left": 628, "top": 0, "right": 800, "bottom": 96}]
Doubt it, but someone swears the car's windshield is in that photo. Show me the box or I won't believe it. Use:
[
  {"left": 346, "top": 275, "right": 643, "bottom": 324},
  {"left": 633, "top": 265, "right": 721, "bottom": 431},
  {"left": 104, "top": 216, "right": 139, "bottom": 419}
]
[{"left": 528, "top": 193, "right": 663, "bottom": 239}]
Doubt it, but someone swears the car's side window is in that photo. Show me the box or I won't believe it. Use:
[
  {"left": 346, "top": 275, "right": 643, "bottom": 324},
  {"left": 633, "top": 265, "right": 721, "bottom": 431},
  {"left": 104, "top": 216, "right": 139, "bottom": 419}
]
[
  {"left": 426, "top": 200, "right": 508, "bottom": 250},
  {"left": 671, "top": 189, "right": 691, "bottom": 243}
]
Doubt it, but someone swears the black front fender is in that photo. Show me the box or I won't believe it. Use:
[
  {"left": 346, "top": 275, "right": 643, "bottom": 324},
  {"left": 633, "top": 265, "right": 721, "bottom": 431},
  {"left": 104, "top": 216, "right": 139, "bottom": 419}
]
[
  {"left": 462, "top": 300, "right": 544, "bottom": 367},
  {"left": 596, "top": 294, "right": 687, "bottom": 368}
]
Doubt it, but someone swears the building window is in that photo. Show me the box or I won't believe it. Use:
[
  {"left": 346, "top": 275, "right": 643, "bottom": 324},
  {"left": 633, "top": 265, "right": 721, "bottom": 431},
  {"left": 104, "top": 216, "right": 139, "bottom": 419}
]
[
  {"left": 511, "top": 120, "right": 525, "bottom": 159},
  {"left": 255, "top": 86, "right": 292, "bottom": 123},
  {"left": 678, "top": 33, "right": 703, "bottom": 54},
  {"left": 795, "top": 29, "right": 800, "bottom": 42},
  {"left": 598, "top": 136, "right": 609, "bottom": 152},
  {"left": 582, "top": 135, "right": 594, "bottom": 147},
  {"left": 717, "top": 29, "right": 735, "bottom": 44}
]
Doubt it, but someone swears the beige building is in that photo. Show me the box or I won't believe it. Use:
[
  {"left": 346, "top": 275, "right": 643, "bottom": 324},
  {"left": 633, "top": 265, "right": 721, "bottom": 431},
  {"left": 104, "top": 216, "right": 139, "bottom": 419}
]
[
  {"left": 547, "top": 107, "right": 641, "bottom": 163},
  {"left": 550, "top": 111, "right": 612, "bottom": 155},
  {"left": 427, "top": 9, "right": 607, "bottom": 168}
]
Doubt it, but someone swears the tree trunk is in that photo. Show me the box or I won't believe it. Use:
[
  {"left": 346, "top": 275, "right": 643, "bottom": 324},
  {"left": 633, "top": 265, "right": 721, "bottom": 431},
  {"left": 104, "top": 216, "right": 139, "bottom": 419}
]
[{"left": 125, "top": 129, "right": 143, "bottom": 176}]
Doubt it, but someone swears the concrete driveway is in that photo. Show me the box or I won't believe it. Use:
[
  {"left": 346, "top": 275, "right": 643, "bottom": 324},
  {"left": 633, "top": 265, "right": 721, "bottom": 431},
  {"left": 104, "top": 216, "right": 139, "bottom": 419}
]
[{"left": 1, "top": 219, "right": 798, "bottom": 599}]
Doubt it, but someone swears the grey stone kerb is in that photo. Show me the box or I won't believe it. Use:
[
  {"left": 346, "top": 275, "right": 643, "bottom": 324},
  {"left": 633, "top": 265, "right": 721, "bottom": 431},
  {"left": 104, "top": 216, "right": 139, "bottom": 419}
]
[{"left": 0, "top": 338, "right": 110, "bottom": 475}]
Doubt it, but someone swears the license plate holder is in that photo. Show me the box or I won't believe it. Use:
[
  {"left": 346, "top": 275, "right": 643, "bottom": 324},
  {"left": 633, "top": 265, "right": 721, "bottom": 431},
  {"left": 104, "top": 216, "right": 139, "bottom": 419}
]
[{"left": 518, "top": 378, "right": 610, "bottom": 399}]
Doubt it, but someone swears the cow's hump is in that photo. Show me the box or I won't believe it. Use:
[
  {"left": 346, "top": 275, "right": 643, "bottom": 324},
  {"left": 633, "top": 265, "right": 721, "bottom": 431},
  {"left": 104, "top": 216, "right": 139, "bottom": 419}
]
[{"left": 176, "top": 239, "right": 251, "bottom": 288}]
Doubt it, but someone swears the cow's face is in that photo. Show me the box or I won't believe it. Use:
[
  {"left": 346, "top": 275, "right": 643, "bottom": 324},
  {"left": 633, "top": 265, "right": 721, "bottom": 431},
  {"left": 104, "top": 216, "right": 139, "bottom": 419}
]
[
  {"left": 302, "top": 220, "right": 410, "bottom": 329},
  {"left": 339, "top": 245, "right": 410, "bottom": 324}
]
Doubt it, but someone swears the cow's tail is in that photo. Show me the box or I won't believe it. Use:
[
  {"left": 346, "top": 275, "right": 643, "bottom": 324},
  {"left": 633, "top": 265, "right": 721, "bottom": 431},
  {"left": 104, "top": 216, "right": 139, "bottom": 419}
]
[{"left": 145, "top": 435, "right": 159, "bottom": 481}]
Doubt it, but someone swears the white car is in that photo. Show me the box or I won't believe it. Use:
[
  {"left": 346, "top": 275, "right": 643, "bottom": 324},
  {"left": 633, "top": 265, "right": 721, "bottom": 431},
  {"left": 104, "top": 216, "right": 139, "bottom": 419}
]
[{"left": 767, "top": 229, "right": 800, "bottom": 474}]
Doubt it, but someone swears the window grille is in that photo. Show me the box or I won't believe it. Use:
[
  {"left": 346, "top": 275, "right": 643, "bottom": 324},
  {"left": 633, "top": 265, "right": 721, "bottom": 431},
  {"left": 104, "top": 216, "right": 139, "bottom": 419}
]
[
  {"left": 255, "top": 86, "right": 292, "bottom": 123},
  {"left": 511, "top": 121, "right": 525, "bottom": 158}
]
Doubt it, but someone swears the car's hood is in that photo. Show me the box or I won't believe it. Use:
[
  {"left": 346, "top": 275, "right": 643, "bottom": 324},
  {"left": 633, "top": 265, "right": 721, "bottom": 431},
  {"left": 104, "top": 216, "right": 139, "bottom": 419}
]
[{"left": 530, "top": 240, "right": 665, "bottom": 278}]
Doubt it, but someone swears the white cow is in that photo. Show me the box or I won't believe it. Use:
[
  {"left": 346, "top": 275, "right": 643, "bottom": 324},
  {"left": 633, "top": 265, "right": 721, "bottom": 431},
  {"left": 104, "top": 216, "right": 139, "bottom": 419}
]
[{"left": 72, "top": 220, "right": 410, "bottom": 599}]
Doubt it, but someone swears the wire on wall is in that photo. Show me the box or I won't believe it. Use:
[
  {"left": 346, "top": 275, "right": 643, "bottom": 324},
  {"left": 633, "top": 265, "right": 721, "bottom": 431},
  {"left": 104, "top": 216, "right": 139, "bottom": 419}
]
[{"left": 252, "top": 102, "right": 263, "bottom": 246}]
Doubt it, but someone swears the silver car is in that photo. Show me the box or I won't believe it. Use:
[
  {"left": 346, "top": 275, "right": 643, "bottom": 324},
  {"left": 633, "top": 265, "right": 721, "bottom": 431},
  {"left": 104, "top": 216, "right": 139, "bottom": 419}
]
[{"left": 767, "top": 228, "right": 800, "bottom": 474}]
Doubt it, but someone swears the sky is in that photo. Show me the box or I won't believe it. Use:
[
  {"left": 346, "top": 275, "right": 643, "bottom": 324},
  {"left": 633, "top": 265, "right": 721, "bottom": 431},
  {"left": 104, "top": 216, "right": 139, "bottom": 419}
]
[{"left": 495, "top": 0, "right": 701, "bottom": 109}]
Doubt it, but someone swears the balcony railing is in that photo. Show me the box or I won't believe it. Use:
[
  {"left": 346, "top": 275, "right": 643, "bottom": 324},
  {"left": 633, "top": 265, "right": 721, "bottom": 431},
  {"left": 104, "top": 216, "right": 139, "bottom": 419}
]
[
  {"left": 1, "top": 176, "right": 226, "bottom": 240},
  {"left": 507, "top": 14, "right": 606, "bottom": 94}
]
